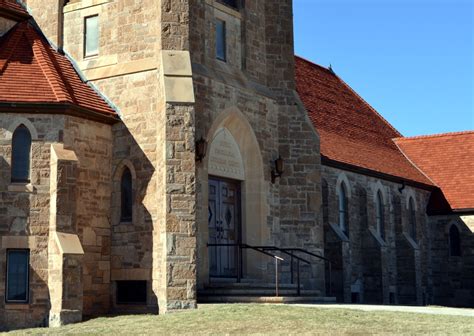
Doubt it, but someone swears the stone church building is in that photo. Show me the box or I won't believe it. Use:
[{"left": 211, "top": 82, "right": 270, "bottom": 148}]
[{"left": 0, "top": 0, "right": 472, "bottom": 330}]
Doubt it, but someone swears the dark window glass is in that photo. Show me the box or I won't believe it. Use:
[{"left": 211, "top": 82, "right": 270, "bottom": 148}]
[
  {"left": 216, "top": 19, "right": 226, "bottom": 61},
  {"left": 376, "top": 191, "right": 385, "bottom": 239},
  {"left": 121, "top": 168, "right": 133, "bottom": 222},
  {"left": 11, "top": 125, "right": 32, "bottom": 183},
  {"left": 6, "top": 250, "right": 29, "bottom": 303},
  {"left": 338, "top": 183, "right": 348, "bottom": 236},
  {"left": 219, "top": 0, "right": 239, "bottom": 8},
  {"left": 449, "top": 225, "right": 461, "bottom": 257},
  {"left": 409, "top": 198, "right": 416, "bottom": 241},
  {"left": 116, "top": 281, "right": 147, "bottom": 304}
]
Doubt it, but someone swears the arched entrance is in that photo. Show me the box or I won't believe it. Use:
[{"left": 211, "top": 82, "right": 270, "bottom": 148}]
[
  {"left": 207, "top": 128, "right": 244, "bottom": 278},
  {"left": 197, "top": 107, "right": 267, "bottom": 285}
]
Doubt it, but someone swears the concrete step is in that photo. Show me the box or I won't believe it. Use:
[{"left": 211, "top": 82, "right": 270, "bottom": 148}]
[
  {"left": 198, "top": 295, "right": 337, "bottom": 304},
  {"left": 205, "top": 282, "right": 300, "bottom": 290},
  {"left": 199, "top": 288, "right": 321, "bottom": 296}
]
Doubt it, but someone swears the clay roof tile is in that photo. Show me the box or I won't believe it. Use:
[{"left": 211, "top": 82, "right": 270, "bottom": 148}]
[
  {"left": 0, "top": 21, "right": 117, "bottom": 119},
  {"left": 295, "top": 56, "right": 433, "bottom": 187}
]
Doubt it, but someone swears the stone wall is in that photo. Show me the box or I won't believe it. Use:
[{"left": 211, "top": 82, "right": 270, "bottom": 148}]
[
  {"left": 0, "top": 114, "right": 63, "bottom": 330},
  {"left": 191, "top": 0, "right": 324, "bottom": 292},
  {"left": 0, "top": 113, "right": 113, "bottom": 330},
  {"left": 430, "top": 214, "right": 474, "bottom": 307},
  {"left": 63, "top": 116, "right": 113, "bottom": 317},
  {"left": 321, "top": 165, "right": 432, "bottom": 304}
]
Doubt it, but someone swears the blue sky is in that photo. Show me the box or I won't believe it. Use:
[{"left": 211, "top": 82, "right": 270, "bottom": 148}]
[{"left": 293, "top": 0, "right": 473, "bottom": 136}]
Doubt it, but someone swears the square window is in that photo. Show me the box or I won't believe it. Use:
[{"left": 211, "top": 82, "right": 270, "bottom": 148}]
[
  {"left": 84, "top": 15, "right": 99, "bottom": 57},
  {"left": 216, "top": 19, "right": 226, "bottom": 62},
  {"left": 116, "top": 280, "right": 147, "bottom": 305},
  {"left": 6, "top": 250, "right": 29, "bottom": 303}
]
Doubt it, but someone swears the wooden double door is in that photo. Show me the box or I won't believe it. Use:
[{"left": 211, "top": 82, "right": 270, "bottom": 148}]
[{"left": 208, "top": 176, "right": 241, "bottom": 278}]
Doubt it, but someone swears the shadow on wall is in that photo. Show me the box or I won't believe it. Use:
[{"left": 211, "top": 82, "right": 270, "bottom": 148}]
[
  {"left": 108, "top": 122, "right": 158, "bottom": 316},
  {"left": 431, "top": 215, "right": 474, "bottom": 308}
]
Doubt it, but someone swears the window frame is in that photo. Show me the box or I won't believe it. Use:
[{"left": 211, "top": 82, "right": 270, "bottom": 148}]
[
  {"left": 5, "top": 249, "right": 30, "bottom": 304},
  {"left": 337, "top": 183, "right": 348, "bottom": 236},
  {"left": 376, "top": 191, "right": 385, "bottom": 240},
  {"left": 83, "top": 14, "right": 99, "bottom": 58},
  {"left": 215, "top": 19, "right": 227, "bottom": 62},
  {"left": 11, "top": 125, "right": 32, "bottom": 184}
]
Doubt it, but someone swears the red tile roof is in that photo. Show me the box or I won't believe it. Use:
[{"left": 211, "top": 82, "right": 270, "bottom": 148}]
[
  {"left": 395, "top": 131, "right": 474, "bottom": 211},
  {"left": 0, "top": 21, "right": 117, "bottom": 119},
  {"left": 295, "top": 56, "right": 433, "bottom": 187},
  {"left": 0, "top": 0, "right": 29, "bottom": 20}
]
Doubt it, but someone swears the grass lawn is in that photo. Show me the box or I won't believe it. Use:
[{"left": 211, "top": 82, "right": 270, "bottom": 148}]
[{"left": 4, "top": 304, "right": 473, "bottom": 335}]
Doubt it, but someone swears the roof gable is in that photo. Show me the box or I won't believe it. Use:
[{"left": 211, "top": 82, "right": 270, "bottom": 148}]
[
  {"left": 295, "top": 56, "right": 433, "bottom": 187},
  {"left": 0, "top": 21, "right": 117, "bottom": 120}
]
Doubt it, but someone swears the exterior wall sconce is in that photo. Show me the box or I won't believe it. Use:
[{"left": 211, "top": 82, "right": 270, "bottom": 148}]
[
  {"left": 195, "top": 137, "right": 208, "bottom": 162},
  {"left": 271, "top": 155, "right": 284, "bottom": 183}
]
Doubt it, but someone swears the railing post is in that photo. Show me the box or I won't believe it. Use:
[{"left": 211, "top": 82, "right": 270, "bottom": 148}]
[
  {"left": 290, "top": 254, "right": 294, "bottom": 284},
  {"left": 328, "top": 261, "right": 332, "bottom": 296},
  {"left": 275, "top": 257, "right": 279, "bottom": 297},
  {"left": 237, "top": 244, "right": 241, "bottom": 283},
  {"left": 297, "top": 259, "right": 301, "bottom": 296}
]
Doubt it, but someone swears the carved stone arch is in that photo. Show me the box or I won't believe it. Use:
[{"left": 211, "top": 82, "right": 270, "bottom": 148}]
[
  {"left": 371, "top": 180, "right": 387, "bottom": 205},
  {"left": 6, "top": 117, "right": 39, "bottom": 141},
  {"left": 197, "top": 106, "right": 268, "bottom": 283},
  {"left": 113, "top": 159, "right": 137, "bottom": 181},
  {"left": 404, "top": 187, "right": 418, "bottom": 211},
  {"left": 335, "top": 172, "right": 352, "bottom": 198}
]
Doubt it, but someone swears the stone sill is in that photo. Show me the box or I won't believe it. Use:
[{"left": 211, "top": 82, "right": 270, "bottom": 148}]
[
  {"left": 8, "top": 183, "right": 34, "bottom": 193},
  {"left": 329, "top": 222, "right": 349, "bottom": 242},
  {"left": 5, "top": 304, "right": 29, "bottom": 310}
]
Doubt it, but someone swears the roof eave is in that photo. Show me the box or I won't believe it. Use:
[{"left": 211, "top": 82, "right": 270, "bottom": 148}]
[
  {"left": 0, "top": 102, "right": 120, "bottom": 125},
  {"left": 321, "top": 155, "right": 435, "bottom": 191},
  {"left": 0, "top": 8, "right": 30, "bottom": 22}
]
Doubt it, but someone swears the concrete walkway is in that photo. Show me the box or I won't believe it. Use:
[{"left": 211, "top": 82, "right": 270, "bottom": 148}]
[{"left": 294, "top": 304, "right": 474, "bottom": 317}]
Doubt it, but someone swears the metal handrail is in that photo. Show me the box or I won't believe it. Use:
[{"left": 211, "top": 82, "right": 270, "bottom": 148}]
[
  {"left": 207, "top": 243, "right": 332, "bottom": 297},
  {"left": 207, "top": 243, "right": 284, "bottom": 296},
  {"left": 284, "top": 248, "right": 332, "bottom": 296}
]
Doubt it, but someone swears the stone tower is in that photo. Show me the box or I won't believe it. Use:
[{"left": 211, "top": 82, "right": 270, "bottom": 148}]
[{"left": 18, "top": 0, "right": 324, "bottom": 321}]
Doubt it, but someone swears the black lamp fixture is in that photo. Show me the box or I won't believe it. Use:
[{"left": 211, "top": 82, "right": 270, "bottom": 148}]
[
  {"left": 271, "top": 155, "right": 284, "bottom": 183},
  {"left": 195, "top": 137, "right": 208, "bottom": 162}
]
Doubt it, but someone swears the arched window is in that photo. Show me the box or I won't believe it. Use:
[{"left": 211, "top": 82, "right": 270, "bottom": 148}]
[
  {"left": 120, "top": 168, "right": 133, "bottom": 222},
  {"left": 449, "top": 225, "right": 461, "bottom": 257},
  {"left": 376, "top": 190, "right": 385, "bottom": 239},
  {"left": 337, "top": 183, "right": 348, "bottom": 236},
  {"left": 322, "top": 179, "right": 329, "bottom": 226},
  {"left": 409, "top": 197, "right": 416, "bottom": 241},
  {"left": 11, "top": 125, "right": 32, "bottom": 183}
]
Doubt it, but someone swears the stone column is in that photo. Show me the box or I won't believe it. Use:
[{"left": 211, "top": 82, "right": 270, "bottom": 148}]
[
  {"left": 48, "top": 144, "right": 85, "bottom": 327},
  {"left": 153, "top": 50, "right": 197, "bottom": 313}
]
